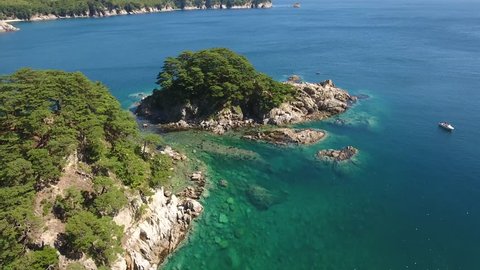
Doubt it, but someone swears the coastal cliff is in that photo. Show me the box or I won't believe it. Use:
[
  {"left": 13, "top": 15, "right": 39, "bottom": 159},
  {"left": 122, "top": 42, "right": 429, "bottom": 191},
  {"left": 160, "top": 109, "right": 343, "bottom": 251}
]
[{"left": 112, "top": 187, "right": 204, "bottom": 270}]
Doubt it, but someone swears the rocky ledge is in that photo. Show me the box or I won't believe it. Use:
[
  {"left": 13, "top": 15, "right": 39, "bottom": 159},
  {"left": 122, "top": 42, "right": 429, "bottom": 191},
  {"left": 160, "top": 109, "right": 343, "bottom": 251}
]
[
  {"left": 317, "top": 146, "right": 359, "bottom": 162},
  {"left": 137, "top": 79, "right": 356, "bottom": 134},
  {"left": 243, "top": 128, "right": 325, "bottom": 145},
  {"left": 0, "top": 22, "right": 19, "bottom": 32}
]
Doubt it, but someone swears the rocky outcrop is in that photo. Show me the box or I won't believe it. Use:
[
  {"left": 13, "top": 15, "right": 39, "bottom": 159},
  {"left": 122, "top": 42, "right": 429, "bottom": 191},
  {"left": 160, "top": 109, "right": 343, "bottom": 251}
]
[
  {"left": 243, "top": 128, "right": 325, "bottom": 145},
  {"left": 111, "top": 162, "right": 206, "bottom": 270},
  {"left": 158, "top": 106, "right": 257, "bottom": 134},
  {"left": 317, "top": 146, "right": 359, "bottom": 162},
  {"left": 0, "top": 22, "right": 19, "bottom": 32},
  {"left": 113, "top": 185, "right": 204, "bottom": 270},
  {"left": 264, "top": 80, "right": 355, "bottom": 126},
  {"left": 120, "top": 189, "right": 202, "bottom": 270},
  {"left": 138, "top": 79, "right": 355, "bottom": 134}
]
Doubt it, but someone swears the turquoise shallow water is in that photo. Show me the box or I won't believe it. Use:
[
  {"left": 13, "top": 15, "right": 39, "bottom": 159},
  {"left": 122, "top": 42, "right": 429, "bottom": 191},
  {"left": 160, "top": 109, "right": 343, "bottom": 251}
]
[{"left": 2, "top": 0, "right": 480, "bottom": 268}]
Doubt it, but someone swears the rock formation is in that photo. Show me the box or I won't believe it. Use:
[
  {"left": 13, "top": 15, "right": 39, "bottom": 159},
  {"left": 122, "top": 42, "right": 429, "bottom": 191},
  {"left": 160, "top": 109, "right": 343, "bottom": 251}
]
[
  {"left": 112, "top": 158, "right": 207, "bottom": 270},
  {"left": 264, "top": 80, "right": 355, "bottom": 126},
  {"left": 114, "top": 187, "right": 203, "bottom": 270},
  {"left": 317, "top": 146, "right": 359, "bottom": 162},
  {"left": 0, "top": 22, "right": 19, "bottom": 32},
  {"left": 137, "top": 80, "right": 355, "bottom": 134},
  {"left": 243, "top": 128, "right": 325, "bottom": 145}
]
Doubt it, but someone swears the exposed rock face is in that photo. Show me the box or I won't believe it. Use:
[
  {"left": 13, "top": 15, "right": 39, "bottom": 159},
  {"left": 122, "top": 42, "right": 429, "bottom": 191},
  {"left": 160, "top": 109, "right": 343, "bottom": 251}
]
[
  {"left": 317, "top": 146, "right": 359, "bottom": 162},
  {"left": 264, "top": 80, "right": 355, "bottom": 126},
  {"left": 137, "top": 80, "right": 355, "bottom": 134},
  {"left": 112, "top": 165, "right": 207, "bottom": 270},
  {"left": 243, "top": 128, "right": 325, "bottom": 145},
  {"left": 0, "top": 22, "right": 19, "bottom": 32},
  {"left": 114, "top": 187, "right": 203, "bottom": 270}
]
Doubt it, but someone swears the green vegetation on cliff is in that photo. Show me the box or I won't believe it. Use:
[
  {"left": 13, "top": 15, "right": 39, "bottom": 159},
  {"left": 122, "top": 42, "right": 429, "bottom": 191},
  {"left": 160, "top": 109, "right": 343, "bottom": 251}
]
[
  {"left": 0, "top": 69, "right": 171, "bottom": 268},
  {"left": 141, "top": 48, "right": 294, "bottom": 121},
  {"left": 0, "top": 0, "right": 271, "bottom": 20}
]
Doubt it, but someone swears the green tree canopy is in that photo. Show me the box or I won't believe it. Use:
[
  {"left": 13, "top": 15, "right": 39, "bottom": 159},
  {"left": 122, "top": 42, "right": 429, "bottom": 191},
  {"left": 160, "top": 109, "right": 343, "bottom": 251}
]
[
  {"left": 65, "top": 211, "right": 123, "bottom": 266},
  {"left": 0, "top": 69, "right": 171, "bottom": 268},
  {"left": 144, "top": 48, "right": 294, "bottom": 120}
]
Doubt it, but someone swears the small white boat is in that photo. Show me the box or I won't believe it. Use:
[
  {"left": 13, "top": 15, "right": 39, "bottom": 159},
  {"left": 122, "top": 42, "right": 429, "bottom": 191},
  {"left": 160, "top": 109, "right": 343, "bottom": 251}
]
[{"left": 439, "top": 122, "right": 454, "bottom": 131}]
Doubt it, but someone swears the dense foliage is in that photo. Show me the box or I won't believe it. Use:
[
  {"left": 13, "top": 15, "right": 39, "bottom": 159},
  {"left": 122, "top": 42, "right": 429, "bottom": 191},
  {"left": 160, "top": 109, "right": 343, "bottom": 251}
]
[
  {"left": 0, "top": 0, "right": 271, "bottom": 20},
  {"left": 0, "top": 69, "right": 171, "bottom": 268},
  {"left": 65, "top": 211, "right": 123, "bottom": 265},
  {"left": 147, "top": 48, "right": 294, "bottom": 120}
]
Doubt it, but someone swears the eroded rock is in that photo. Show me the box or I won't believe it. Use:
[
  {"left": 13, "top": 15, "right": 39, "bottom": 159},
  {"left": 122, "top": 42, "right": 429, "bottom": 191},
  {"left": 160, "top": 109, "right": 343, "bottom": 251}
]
[
  {"left": 118, "top": 187, "right": 203, "bottom": 270},
  {"left": 243, "top": 128, "right": 325, "bottom": 145},
  {"left": 317, "top": 146, "right": 359, "bottom": 162}
]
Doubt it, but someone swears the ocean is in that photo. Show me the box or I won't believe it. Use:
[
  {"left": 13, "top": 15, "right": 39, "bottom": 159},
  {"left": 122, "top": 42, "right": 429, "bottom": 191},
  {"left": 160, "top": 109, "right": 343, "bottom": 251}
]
[{"left": 1, "top": 0, "right": 480, "bottom": 268}]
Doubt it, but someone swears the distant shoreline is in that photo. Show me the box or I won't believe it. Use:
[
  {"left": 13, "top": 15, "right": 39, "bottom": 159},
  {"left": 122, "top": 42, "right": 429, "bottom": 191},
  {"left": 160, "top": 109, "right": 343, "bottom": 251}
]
[{"left": 0, "top": 3, "right": 272, "bottom": 33}]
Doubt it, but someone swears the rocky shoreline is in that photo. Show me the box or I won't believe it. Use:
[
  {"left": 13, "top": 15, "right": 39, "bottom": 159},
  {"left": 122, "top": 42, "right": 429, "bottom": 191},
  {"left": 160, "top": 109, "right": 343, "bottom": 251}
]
[
  {"left": 111, "top": 157, "right": 206, "bottom": 270},
  {"left": 0, "top": 2, "right": 272, "bottom": 33},
  {"left": 137, "top": 79, "right": 356, "bottom": 134}
]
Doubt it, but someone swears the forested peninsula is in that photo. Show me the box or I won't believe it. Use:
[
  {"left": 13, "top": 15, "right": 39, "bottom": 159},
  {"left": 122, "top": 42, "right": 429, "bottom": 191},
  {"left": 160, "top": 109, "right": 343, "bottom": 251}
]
[
  {"left": 0, "top": 0, "right": 271, "bottom": 21},
  {"left": 0, "top": 69, "right": 205, "bottom": 270}
]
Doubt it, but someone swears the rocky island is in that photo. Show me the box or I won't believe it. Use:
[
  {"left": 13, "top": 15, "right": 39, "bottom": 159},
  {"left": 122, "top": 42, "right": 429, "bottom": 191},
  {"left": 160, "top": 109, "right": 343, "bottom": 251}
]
[{"left": 136, "top": 48, "right": 356, "bottom": 135}]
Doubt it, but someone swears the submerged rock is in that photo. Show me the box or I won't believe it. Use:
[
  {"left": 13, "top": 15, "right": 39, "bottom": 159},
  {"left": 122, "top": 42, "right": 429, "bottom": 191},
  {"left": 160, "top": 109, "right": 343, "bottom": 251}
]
[
  {"left": 219, "top": 213, "right": 229, "bottom": 224},
  {"left": 219, "top": 179, "right": 229, "bottom": 188},
  {"left": 243, "top": 128, "right": 325, "bottom": 146},
  {"left": 246, "top": 185, "right": 286, "bottom": 211},
  {"left": 317, "top": 146, "right": 359, "bottom": 162}
]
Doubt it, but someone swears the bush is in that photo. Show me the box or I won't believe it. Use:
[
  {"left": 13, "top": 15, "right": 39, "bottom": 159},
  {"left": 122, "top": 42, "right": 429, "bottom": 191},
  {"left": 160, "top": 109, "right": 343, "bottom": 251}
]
[{"left": 149, "top": 154, "right": 173, "bottom": 187}]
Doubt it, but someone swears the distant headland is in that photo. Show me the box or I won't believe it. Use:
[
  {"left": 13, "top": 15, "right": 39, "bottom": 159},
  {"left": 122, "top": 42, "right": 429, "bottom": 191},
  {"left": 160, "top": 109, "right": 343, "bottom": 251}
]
[{"left": 0, "top": 0, "right": 272, "bottom": 32}]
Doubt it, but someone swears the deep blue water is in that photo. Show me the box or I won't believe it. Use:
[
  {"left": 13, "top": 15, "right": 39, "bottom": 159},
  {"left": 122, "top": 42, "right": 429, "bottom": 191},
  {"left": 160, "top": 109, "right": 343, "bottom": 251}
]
[{"left": 2, "top": 0, "right": 480, "bottom": 269}]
